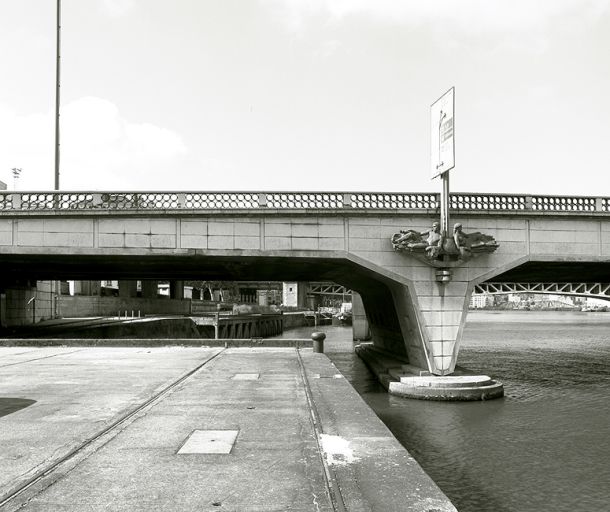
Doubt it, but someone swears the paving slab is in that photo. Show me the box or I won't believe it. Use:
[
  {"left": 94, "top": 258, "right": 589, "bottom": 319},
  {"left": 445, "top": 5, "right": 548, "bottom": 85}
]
[
  {"left": 0, "top": 346, "right": 456, "bottom": 511},
  {"left": 0, "top": 346, "right": 223, "bottom": 504}
]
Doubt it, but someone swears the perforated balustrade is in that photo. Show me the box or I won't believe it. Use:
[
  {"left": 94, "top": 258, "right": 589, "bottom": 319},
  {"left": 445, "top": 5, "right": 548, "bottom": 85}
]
[
  {"left": 451, "top": 194, "right": 527, "bottom": 210},
  {"left": 0, "top": 191, "right": 609, "bottom": 212},
  {"left": 0, "top": 194, "right": 13, "bottom": 210},
  {"left": 349, "top": 193, "right": 437, "bottom": 209},
  {"left": 532, "top": 196, "right": 596, "bottom": 212},
  {"left": 184, "top": 193, "right": 259, "bottom": 209},
  {"left": 19, "top": 193, "right": 96, "bottom": 210},
  {"left": 266, "top": 193, "right": 343, "bottom": 208}
]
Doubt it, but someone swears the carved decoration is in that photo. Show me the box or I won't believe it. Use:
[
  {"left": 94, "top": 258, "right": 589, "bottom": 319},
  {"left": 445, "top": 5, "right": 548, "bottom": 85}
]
[{"left": 391, "top": 222, "right": 499, "bottom": 268}]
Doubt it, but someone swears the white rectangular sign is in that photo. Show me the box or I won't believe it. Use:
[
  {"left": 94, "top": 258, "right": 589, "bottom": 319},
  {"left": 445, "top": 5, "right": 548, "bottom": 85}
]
[{"left": 430, "top": 87, "right": 455, "bottom": 179}]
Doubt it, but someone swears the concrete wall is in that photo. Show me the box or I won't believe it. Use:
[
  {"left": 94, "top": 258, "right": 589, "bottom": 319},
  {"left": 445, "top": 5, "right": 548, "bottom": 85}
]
[
  {"left": 58, "top": 296, "right": 191, "bottom": 318},
  {"left": 1, "top": 281, "right": 57, "bottom": 327},
  {"left": 42, "top": 318, "right": 201, "bottom": 339},
  {"left": 282, "top": 311, "right": 307, "bottom": 330}
]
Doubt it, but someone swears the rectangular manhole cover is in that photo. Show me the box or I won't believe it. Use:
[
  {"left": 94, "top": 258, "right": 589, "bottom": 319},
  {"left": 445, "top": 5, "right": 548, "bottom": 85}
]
[
  {"left": 232, "top": 373, "right": 260, "bottom": 380},
  {"left": 177, "top": 430, "right": 239, "bottom": 454}
]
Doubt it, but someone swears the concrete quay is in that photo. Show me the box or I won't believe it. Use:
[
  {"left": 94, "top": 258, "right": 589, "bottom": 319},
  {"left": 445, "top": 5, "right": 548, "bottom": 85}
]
[{"left": 0, "top": 346, "right": 456, "bottom": 511}]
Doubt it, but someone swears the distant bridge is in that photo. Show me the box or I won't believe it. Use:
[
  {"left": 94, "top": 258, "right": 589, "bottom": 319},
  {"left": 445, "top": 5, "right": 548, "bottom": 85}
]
[
  {"left": 307, "top": 282, "right": 352, "bottom": 296},
  {"left": 474, "top": 282, "right": 610, "bottom": 300}
]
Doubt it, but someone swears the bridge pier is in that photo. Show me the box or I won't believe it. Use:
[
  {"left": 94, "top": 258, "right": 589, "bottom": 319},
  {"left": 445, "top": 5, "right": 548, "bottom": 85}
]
[
  {"left": 356, "top": 274, "right": 505, "bottom": 398},
  {"left": 169, "top": 281, "right": 184, "bottom": 300},
  {"left": 141, "top": 280, "right": 158, "bottom": 299},
  {"left": 407, "top": 272, "right": 471, "bottom": 375},
  {"left": 0, "top": 280, "right": 58, "bottom": 327},
  {"left": 118, "top": 280, "right": 138, "bottom": 299},
  {"left": 351, "top": 266, "right": 471, "bottom": 377}
]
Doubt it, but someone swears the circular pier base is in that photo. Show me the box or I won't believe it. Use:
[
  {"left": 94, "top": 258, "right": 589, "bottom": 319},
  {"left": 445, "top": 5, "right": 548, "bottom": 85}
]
[
  {"left": 355, "top": 344, "right": 504, "bottom": 401},
  {"left": 389, "top": 375, "right": 504, "bottom": 401}
]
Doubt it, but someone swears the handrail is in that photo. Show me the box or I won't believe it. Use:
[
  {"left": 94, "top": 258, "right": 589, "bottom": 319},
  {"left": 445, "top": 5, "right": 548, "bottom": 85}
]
[{"left": 0, "top": 191, "right": 608, "bottom": 213}]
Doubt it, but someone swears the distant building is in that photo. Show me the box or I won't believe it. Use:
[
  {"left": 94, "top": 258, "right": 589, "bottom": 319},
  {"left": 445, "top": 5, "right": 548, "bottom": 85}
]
[
  {"left": 283, "top": 282, "right": 299, "bottom": 307},
  {"left": 0, "top": 180, "right": 6, "bottom": 191},
  {"left": 469, "top": 293, "right": 494, "bottom": 309}
]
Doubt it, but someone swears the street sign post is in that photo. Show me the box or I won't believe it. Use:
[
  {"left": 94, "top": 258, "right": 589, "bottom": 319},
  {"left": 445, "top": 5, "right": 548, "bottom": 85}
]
[
  {"left": 431, "top": 87, "right": 455, "bottom": 238},
  {"left": 430, "top": 87, "right": 455, "bottom": 179}
]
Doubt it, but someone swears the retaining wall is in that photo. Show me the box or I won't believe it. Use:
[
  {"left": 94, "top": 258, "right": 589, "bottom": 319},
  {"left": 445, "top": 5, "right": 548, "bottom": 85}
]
[{"left": 58, "top": 296, "right": 191, "bottom": 318}]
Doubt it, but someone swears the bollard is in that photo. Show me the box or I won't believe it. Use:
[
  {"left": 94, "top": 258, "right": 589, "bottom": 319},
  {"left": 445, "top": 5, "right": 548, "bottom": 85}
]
[{"left": 311, "top": 332, "right": 326, "bottom": 353}]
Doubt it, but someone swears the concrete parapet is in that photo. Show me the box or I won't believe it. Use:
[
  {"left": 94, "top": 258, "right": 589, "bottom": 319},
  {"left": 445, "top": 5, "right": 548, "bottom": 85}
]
[
  {"left": 58, "top": 296, "right": 190, "bottom": 318},
  {"left": 6, "top": 317, "right": 201, "bottom": 340},
  {"left": 281, "top": 311, "right": 307, "bottom": 329},
  {"left": 194, "top": 313, "right": 284, "bottom": 339},
  {"left": 0, "top": 337, "right": 314, "bottom": 348}
]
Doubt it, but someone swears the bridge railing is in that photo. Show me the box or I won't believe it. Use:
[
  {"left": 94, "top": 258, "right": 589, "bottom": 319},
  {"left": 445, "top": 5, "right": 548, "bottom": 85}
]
[{"left": 0, "top": 191, "right": 608, "bottom": 213}]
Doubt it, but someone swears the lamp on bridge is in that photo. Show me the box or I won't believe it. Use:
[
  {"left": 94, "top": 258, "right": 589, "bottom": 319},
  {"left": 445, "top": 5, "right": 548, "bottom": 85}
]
[
  {"left": 11, "top": 168, "right": 22, "bottom": 191},
  {"left": 435, "top": 269, "right": 452, "bottom": 283}
]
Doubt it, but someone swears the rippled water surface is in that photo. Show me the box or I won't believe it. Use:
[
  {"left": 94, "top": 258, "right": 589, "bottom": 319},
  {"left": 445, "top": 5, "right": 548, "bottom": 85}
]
[{"left": 296, "top": 311, "right": 610, "bottom": 512}]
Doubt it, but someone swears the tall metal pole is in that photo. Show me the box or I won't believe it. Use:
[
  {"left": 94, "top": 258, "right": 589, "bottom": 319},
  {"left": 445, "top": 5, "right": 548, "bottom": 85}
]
[{"left": 54, "top": 0, "right": 61, "bottom": 190}]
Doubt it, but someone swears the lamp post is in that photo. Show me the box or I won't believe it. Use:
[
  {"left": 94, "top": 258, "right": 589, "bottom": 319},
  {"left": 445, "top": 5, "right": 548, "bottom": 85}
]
[
  {"left": 54, "top": 0, "right": 61, "bottom": 190},
  {"left": 11, "top": 168, "right": 22, "bottom": 191}
]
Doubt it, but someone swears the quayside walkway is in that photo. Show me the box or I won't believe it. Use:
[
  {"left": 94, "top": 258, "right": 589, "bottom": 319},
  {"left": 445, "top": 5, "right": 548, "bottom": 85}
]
[{"left": 0, "top": 346, "right": 455, "bottom": 512}]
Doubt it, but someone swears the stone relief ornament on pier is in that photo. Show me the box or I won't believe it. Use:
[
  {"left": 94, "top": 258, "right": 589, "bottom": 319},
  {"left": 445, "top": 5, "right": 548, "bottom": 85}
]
[{"left": 391, "top": 222, "right": 499, "bottom": 267}]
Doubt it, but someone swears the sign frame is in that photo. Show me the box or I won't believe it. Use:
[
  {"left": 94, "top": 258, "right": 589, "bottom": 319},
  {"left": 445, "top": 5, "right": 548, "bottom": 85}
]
[{"left": 430, "top": 87, "right": 455, "bottom": 179}]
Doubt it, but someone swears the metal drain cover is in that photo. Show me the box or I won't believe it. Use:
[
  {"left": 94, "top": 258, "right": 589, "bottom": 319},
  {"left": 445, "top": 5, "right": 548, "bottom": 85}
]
[{"left": 177, "top": 430, "right": 239, "bottom": 454}]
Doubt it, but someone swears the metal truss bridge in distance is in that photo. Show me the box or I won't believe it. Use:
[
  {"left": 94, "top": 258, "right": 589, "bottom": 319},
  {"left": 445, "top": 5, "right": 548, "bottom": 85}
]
[{"left": 474, "top": 282, "right": 610, "bottom": 301}]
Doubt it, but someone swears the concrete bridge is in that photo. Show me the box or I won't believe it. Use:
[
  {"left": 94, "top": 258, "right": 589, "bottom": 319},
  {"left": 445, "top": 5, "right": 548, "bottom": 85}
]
[{"left": 1, "top": 190, "right": 609, "bottom": 375}]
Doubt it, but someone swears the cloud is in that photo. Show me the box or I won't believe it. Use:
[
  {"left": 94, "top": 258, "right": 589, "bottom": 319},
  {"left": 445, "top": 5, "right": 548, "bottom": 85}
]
[
  {"left": 0, "top": 97, "right": 187, "bottom": 191},
  {"left": 263, "top": 0, "right": 610, "bottom": 36}
]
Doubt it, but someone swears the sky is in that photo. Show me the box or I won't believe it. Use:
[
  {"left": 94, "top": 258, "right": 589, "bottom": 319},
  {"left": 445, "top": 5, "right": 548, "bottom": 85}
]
[{"left": 1, "top": 0, "right": 609, "bottom": 195}]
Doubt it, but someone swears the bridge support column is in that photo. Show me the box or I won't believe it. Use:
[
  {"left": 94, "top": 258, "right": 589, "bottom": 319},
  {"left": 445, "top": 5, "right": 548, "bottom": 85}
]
[
  {"left": 296, "top": 282, "right": 308, "bottom": 308},
  {"left": 170, "top": 281, "right": 184, "bottom": 300},
  {"left": 352, "top": 292, "right": 370, "bottom": 341},
  {"left": 141, "top": 280, "right": 158, "bottom": 299},
  {"left": 118, "top": 280, "right": 138, "bottom": 299},
  {"left": 406, "top": 270, "right": 471, "bottom": 376},
  {"left": 356, "top": 271, "right": 472, "bottom": 376},
  {"left": 73, "top": 280, "right": 101, "bottom": 296},
  {"left": 0, "top": 280, "right": 56, "bottom": 327}
]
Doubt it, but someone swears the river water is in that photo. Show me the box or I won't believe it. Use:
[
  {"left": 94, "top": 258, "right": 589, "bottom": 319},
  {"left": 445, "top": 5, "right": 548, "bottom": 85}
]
[{"left": 283, "top": 311, "right": 610, "bottom": 512}]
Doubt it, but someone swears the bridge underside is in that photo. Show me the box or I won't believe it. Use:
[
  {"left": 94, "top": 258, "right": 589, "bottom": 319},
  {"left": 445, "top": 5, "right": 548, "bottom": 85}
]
[
  {"left": 491, "top": 261, "right": 610, "bottom": 282},
  {"left": 0, "top": 252, "right": 408, "bottom": 360},
  {"left": 2, "top": 253, "right": 609, "bottom": 375},
  {"left": 0, "top": 253, "right": 358, "bottom": 282},
  {"left": 6, "top": 255, "right": 606, "bottom": 283}
]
